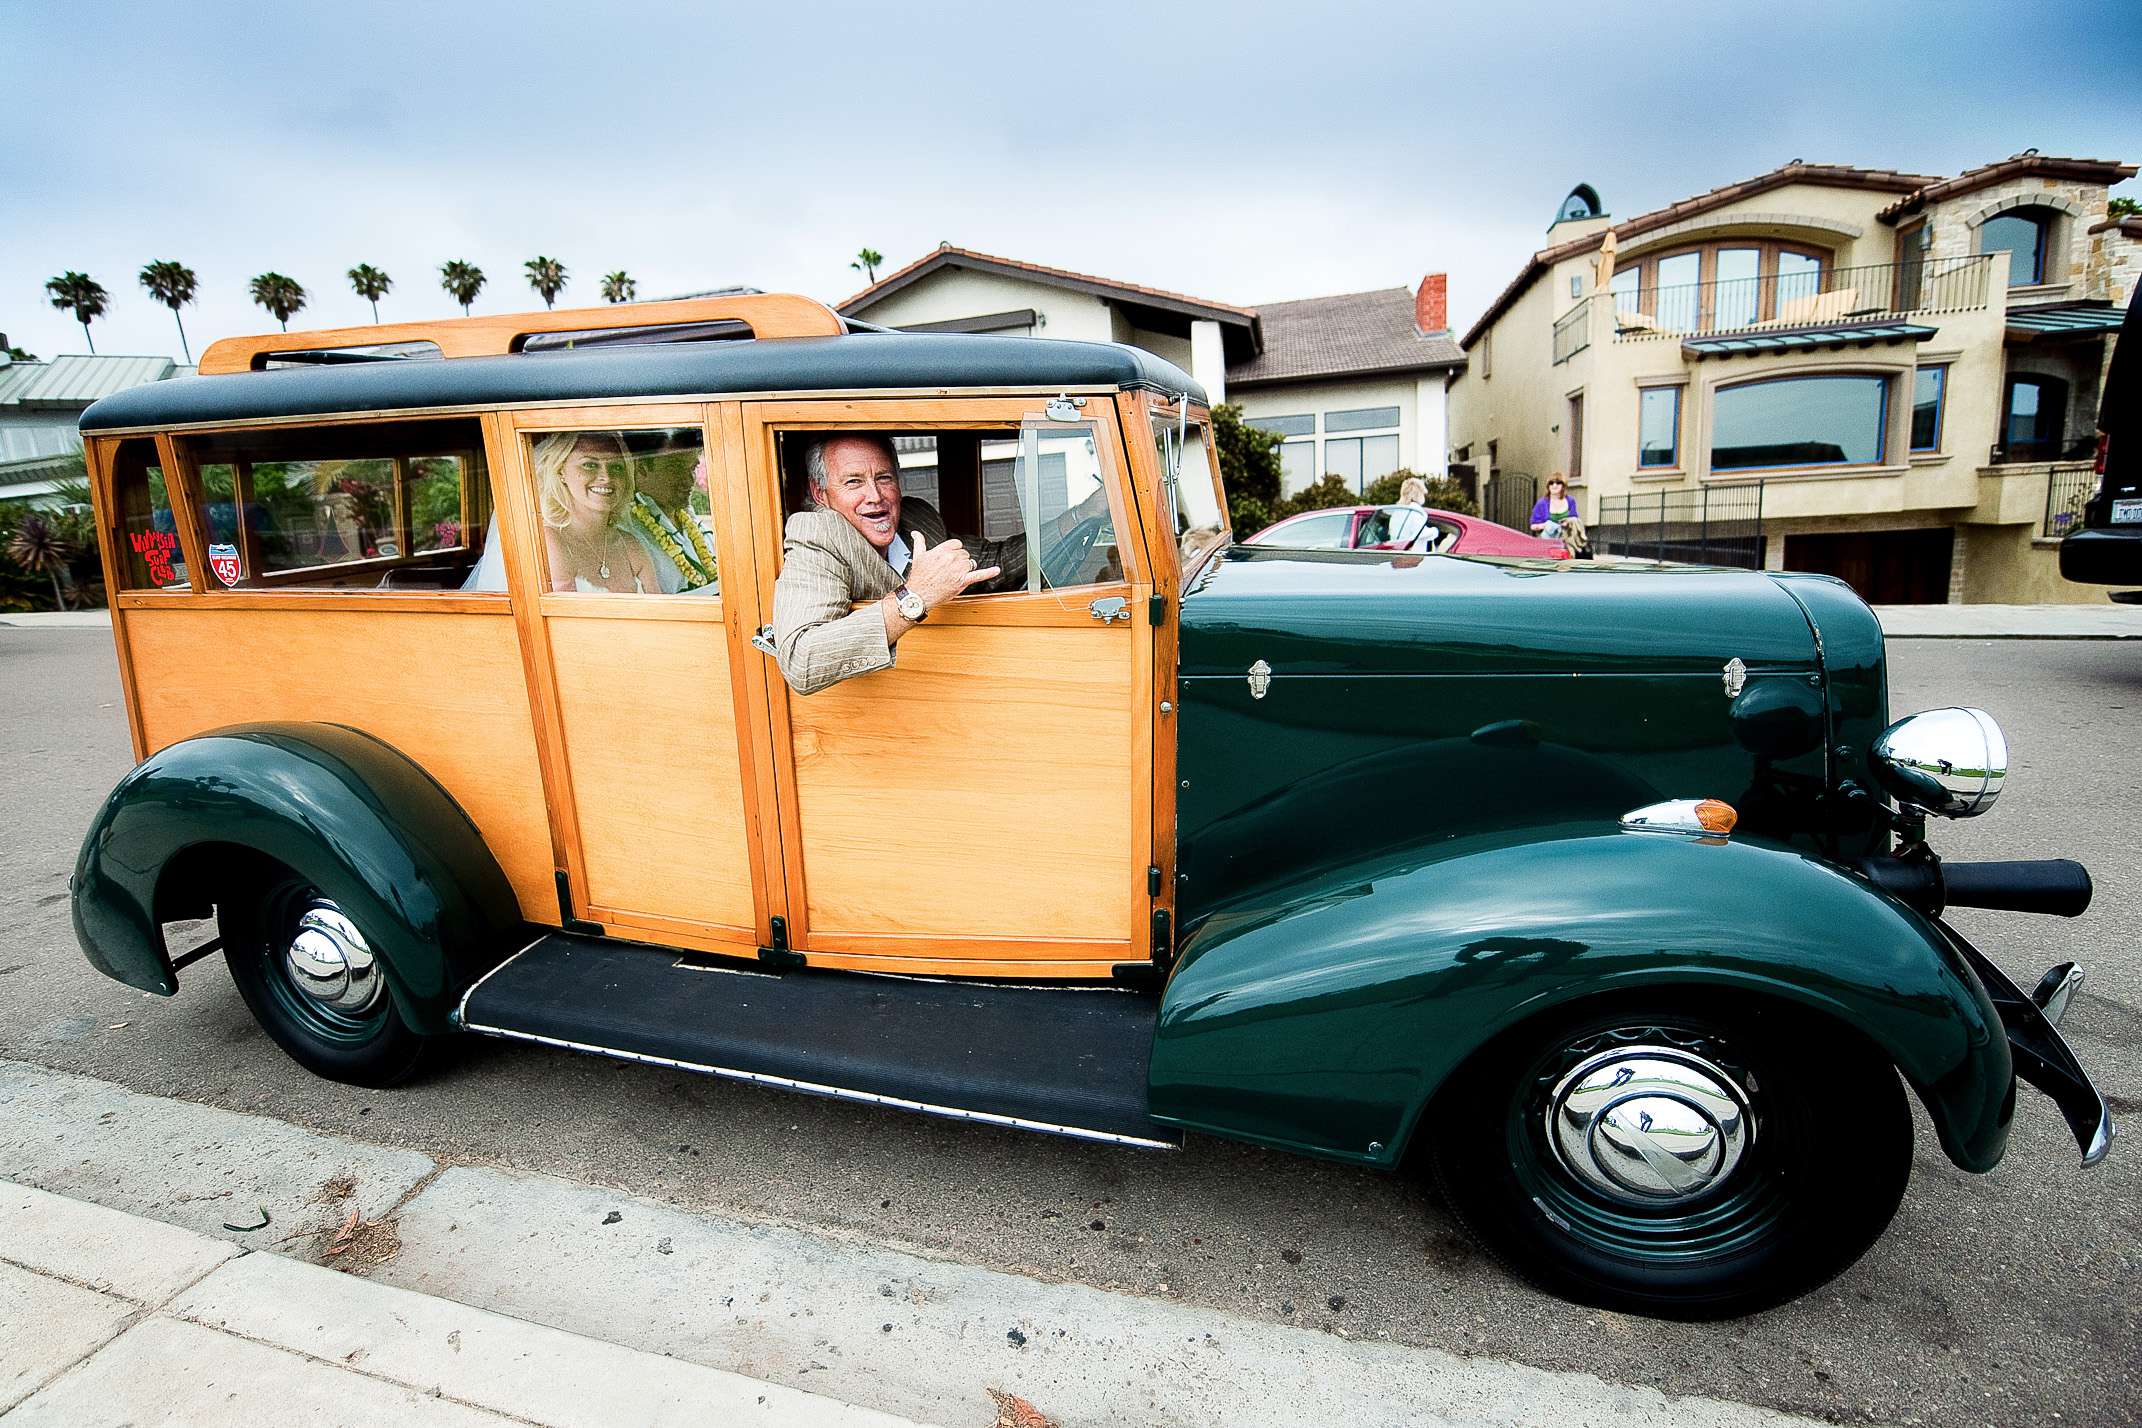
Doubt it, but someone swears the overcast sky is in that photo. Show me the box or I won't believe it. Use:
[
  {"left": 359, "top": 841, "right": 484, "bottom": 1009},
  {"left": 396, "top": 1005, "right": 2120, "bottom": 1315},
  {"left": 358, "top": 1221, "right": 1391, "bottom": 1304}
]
[{"left": 7, "top": 0, "right": 2138, "bottom": 360}]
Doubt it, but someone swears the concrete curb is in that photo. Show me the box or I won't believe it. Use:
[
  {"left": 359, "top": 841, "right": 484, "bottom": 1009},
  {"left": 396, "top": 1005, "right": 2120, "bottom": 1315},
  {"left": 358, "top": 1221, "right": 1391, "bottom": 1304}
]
[
  {"left": 0, "top": 1179, "right": 930, "bottom": 1427},
  {"left": 0, "top": 1059, "right": 1870, "bottom": 1428},
  {"left": 0, "top": 610, "right": 111, "bottom": 628},
  {"left": 1872, "top": 603, "right": 2142, "bottom": 638}
]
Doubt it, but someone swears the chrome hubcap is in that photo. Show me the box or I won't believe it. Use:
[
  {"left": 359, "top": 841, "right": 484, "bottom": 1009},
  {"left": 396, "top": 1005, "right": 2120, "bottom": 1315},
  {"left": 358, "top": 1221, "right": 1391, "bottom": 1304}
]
[
  {"left": 282, "top": 900, "right": 385, "bottom": 1016},
  {"left": 1545, "top": 1045, "right": 1751, "bottom": 1204}
]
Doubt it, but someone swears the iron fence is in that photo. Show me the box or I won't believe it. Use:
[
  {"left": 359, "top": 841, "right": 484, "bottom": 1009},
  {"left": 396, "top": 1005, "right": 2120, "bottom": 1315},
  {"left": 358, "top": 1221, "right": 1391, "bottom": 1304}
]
[
  {"left": 1612, "top": 255, "right": 1992, "bottom": 342},
  {"left": 1593, "top": 484, "right": 1766, "bottom": 568},
  {"left": 1483, "top": 472, "right": 1537, "bottom": 534},
  {"left": 2043, "top": 463, "right": 2096, "bottom": 540}
]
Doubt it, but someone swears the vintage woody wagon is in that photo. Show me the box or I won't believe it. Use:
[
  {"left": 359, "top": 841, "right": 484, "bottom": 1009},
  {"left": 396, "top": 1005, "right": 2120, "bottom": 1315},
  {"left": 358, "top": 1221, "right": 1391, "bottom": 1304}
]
[{"left": 70, "top": 294, "right": 2112, "bottom": 1318}]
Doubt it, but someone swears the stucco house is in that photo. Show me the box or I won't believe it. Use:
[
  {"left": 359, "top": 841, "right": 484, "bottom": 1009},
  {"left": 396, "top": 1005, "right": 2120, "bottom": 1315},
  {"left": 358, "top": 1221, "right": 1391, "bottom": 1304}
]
[
  {"left": 838, "top": 246, "right": 1464, "bottom": 496},
  {"left": 1447, "top": 155, "right": 2139, "bottom": 603}
]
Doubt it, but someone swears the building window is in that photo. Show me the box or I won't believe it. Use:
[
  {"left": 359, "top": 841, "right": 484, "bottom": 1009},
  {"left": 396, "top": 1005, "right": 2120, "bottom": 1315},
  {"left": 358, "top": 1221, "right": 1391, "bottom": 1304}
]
[
  {"left": 2002, "top": 373, "right": 2070, "bottom": 461},
  {"left": 1250, "top": 413, "right": 1314, "bottom": 437},
  {"left": 1711, "top": 374, "right": 1889, "bottom": 472},
  {"left": 1278, "top": 441, "right": 1317, "bottom": 493},
  {"left": 1638, "top": 387, "right": 1682, "bottom": 468},
  {"left": 1615, "top": 241, "right": 1831, "bottom": 332},
  {"left": 1325, "top": 406, "right": 1401, "bottom": 433},
  {"left": 1895, "top": 220, "right": 1928, "bottom": 309},
  {"left": 1566, "top": 392, "right": 1584, "bottom": 481},
  {"left": 1321, "top": 407, "right": 1401, "bottom": 494},
  {"left": 1982, "top": 208, "right": 2056, "bottom": 286},
  {"left": 1480, "top": 330, "right": 1492, "bottom": 378},
  {"left": 1910, "top": 366, "right": 1948, "bottom": 453}
]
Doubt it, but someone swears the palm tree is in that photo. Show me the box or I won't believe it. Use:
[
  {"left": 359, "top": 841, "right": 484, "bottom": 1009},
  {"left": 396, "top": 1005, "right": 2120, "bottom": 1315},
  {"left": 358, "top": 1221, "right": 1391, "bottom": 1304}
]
[
  {"left": 8, "top": 513, "right": 78, "bottom": 611},
  {"left": 850, "top": 248, "right": 884, "bottom": 284},
  {"left": 524, "top": 255, "right": 569, "bottom": 309},
  {"left": 347, "top": 263, "right": 393, "bottom": 323},
  {"left": 248, "top": 272, "right": 308, "bottom": 330},
  {"left": 439, "top": 260, "right": 486, "bottom": 316},
  {"left": 136, "top": 261, "right": 199, "bottom": 361},
  {"left": 600, "top": 271, "right": 637, "bottom": 304},
  {"left": 44, "top": 272, "right": 110, "bottom": 353}
]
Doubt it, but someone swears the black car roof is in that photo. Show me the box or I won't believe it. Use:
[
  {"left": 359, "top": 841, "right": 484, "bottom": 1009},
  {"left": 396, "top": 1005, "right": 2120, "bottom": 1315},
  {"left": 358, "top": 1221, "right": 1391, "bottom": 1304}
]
[{"left": 79, "top": 332, "right": 1207, "bottom": 432}]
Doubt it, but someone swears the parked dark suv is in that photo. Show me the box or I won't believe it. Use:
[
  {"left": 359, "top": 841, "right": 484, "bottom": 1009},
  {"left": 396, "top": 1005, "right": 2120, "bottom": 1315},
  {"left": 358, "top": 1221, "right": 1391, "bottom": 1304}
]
[{"left": 2059, "top": 284, "right": 2140, "bottom": 598}]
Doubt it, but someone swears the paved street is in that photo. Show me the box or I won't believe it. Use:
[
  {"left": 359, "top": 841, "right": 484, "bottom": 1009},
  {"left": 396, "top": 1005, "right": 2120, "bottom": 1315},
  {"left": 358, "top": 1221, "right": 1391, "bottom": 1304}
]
[{"left": 3, "top": 623, "right": 2138, "bottom": 1427}]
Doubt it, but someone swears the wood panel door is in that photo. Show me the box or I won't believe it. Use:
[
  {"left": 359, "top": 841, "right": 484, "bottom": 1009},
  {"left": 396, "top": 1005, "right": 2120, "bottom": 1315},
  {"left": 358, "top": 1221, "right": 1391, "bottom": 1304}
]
[
  {"left": 742, "top": 397, "right": 1159, "bottom": 978},
  {"left": 500, "top": 404, "right": 777, "bottom": 954}
]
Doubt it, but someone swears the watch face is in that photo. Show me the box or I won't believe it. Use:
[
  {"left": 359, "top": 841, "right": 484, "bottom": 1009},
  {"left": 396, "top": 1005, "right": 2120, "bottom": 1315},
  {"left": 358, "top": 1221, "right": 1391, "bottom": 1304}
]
[{"left": 898, "top": 587, "right": 925, "bottom": 618}]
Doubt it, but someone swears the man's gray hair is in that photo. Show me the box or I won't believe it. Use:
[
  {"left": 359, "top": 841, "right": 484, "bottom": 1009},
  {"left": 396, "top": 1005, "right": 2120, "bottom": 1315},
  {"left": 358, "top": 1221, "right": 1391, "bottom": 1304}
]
[{"left": 803, "top": 433, "right": 901, "bottom": 495}]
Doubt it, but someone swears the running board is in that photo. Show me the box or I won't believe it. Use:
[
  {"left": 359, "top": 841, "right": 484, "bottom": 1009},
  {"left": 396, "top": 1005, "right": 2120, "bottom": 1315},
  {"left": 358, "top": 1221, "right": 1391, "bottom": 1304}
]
[{"left": 458, "top": 933, "right": 1178, "bottom": 1149}]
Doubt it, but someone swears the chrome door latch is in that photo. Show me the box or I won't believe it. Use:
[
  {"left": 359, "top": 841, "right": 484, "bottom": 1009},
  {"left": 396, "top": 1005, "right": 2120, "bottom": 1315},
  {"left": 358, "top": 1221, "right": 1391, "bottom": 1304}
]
[
  {"left": 1088, "top": 596, "right": 1131, "bottom": 624},
  {"left": 751, "top": 624, "right": 778, "bottom": 656},
  {"left": 1248, "top": 659, "right": 1272, "bottom": 699}
]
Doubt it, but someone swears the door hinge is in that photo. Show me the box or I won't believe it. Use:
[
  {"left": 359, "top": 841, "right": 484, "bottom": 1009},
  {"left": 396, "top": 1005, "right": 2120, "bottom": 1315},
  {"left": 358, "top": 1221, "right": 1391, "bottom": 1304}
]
[
  {"left": 1149, "top": 593, "right": 1167, "bottom": 626},
  {"left": 759, "top": 915, "right": 804, "bottom": 970},
  {"left": 1150, "top": 907, "right": 1175, "bottom": 970},
  {"left": 1147, "top": 865, "right": 1163, "bottom": 897},
  {"left": 555, "top": 871, "right": 604, "bottom": 937}
]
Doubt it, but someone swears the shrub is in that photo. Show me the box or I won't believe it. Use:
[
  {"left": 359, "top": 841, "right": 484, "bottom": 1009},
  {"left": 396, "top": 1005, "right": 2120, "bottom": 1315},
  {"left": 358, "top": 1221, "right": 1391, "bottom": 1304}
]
[
  {"left": 1210, "top": 402, "right": 1282, "bottom": 537},
  {"left": 1363, "top": 468, "right": 1478, "bottom": 515}
]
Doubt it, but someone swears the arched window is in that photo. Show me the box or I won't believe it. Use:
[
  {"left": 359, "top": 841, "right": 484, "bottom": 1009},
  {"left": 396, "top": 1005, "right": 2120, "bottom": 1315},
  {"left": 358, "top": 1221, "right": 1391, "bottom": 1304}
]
[{"left": 1980, "top": 207, "right": 2059, "bottom": 286}]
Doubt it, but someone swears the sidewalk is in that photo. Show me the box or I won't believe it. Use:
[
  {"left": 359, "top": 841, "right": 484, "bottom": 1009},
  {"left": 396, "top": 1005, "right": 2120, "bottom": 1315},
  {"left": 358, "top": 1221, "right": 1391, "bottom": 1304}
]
[
  {"left": 0, "top": 1059, "right": 1854, "bottom": 1428},
  {"left": 0, "top": 1181, "right": 925, "bottom": 1427},
  {"left": 1872, "top": 602, "right": 2142, "bottom": 638}
]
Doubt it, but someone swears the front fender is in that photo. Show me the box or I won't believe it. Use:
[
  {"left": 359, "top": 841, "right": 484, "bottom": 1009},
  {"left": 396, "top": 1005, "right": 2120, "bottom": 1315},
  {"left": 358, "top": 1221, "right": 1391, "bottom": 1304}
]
[
  {"left": 71, "top": 723, "right": 524, "bottom": 1034},
  {"left": 1150, "top": 822, "right": 2013, "bottom": 1173}
]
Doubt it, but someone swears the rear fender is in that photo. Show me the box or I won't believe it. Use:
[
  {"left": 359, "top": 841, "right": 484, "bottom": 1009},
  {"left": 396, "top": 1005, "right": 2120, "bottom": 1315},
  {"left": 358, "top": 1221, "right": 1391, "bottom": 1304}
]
[
  {"left": 71, "top": 723, "right": 523, "bottom": 1034},
  {"left": 1150, "top": 821, "right": 2013, "bottom": 1173}
]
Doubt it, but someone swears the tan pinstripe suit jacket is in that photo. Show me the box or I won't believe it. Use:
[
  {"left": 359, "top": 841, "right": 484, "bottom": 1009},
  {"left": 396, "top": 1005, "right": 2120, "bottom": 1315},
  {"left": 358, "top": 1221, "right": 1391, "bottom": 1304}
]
[{"left": 771, "top": 497, "right": 1028, "bottom": 696}]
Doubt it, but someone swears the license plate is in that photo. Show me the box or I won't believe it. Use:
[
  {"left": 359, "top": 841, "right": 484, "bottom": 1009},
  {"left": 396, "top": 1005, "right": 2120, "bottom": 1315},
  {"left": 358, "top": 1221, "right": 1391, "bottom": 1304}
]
[{"left": 2115, "top": 499, "right": 2142, "bottom": 525}]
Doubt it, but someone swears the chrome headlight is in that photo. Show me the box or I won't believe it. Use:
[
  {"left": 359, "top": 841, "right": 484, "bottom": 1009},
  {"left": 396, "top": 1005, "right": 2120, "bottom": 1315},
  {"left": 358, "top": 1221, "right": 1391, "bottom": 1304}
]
[{"left": 1869, "top": 707, "right": 2007, "bottom": 818}]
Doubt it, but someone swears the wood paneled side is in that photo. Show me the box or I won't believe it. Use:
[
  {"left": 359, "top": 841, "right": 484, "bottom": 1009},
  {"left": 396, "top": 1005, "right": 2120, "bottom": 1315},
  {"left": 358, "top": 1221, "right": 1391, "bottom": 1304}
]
[
  {"left": 786, "top": 623, "right": 1136, "bottom": 948},
  {"left": 545, "top": 615, "right": 757, "bottom": 934},
  {"left": 123, "top": 606, "right": 556, "bottom": 918}
]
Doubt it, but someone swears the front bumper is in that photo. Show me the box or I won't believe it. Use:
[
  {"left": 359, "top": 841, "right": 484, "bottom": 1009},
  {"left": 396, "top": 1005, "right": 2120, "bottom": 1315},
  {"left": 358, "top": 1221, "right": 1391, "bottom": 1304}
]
[{"left": 1943, "top": 922, "right": 2115, "bottom": 1166}]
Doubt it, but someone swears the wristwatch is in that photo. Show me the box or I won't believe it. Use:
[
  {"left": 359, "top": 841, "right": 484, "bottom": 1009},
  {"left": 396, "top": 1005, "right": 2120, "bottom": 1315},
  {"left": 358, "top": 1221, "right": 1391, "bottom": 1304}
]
[{"left": 892, "top": 583, "right": 927, "bottom": 622}]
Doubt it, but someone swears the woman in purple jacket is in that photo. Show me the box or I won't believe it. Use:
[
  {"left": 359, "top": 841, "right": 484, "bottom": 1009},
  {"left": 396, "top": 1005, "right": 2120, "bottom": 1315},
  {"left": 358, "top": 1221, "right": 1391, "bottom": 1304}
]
[{"left": 1530, "top": 474, "right": 1588, "bottom": 555}]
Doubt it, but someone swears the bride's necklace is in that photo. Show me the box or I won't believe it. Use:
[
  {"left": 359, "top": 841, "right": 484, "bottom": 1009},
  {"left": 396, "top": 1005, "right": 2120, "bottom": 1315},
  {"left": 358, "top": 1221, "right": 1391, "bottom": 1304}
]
[{"left": 571, "top": 524, "right": 619, "bottom": 581}]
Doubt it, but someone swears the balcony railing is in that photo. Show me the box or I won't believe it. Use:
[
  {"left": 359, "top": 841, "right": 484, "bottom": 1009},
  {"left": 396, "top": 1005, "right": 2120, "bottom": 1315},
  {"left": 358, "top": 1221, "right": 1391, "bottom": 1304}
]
[
  {"left": 1610, "top": 254, "right": 1993, "bottom": 342},
  {"left": 2041, "top": 463, "right": 2097, "bottom": 539},
  {"left": 1552, "top": 303, "right": 1590, "bottom": 364}
]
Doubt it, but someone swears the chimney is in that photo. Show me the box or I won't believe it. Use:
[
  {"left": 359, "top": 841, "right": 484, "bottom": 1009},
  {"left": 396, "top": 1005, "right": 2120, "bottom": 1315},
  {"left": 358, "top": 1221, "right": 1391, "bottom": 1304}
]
[{"left": 1415, "top": 274, "right": 1448, "bottom": 334}]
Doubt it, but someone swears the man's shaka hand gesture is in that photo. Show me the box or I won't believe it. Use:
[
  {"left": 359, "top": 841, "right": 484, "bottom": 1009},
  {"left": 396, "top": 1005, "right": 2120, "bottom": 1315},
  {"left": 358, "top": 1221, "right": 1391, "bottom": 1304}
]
[{"left": 905, "top": 532, "right": 1000, "bottom": 611}]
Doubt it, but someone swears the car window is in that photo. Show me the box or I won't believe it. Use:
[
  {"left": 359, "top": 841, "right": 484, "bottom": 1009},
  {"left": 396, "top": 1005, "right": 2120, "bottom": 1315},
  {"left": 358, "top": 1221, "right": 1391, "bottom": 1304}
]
[
  {"left": 776, "top": 423, "right": 1123, "bottom": 595},
  {"left": 1267, "top": 510, "right": 1352, "bottom": 546},
  {"left": 107, "top": 438, "right": 187, "bottom": 590},
  {"left": 526, "top": 427, "right": 716, "bottom": 596},
  {"left": 177, "top": 418, "right": 493, "bottom": 592}
]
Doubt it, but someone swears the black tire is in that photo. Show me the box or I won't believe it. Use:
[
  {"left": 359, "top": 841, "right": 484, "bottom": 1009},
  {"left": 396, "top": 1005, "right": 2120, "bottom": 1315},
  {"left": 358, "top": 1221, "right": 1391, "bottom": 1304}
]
[
  {"left": 220, "top": 867, "right": 435, "bottom": 1088},
  {"left": 1426, "top": 995, "right": 1911, "bottom": 1320}
]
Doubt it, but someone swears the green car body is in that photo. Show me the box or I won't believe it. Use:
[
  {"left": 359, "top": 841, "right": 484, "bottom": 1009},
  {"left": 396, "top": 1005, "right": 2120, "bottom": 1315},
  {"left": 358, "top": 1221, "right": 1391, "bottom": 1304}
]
[{"left": 1149, "top": 547, "right": 2010, "bottom": 1173}]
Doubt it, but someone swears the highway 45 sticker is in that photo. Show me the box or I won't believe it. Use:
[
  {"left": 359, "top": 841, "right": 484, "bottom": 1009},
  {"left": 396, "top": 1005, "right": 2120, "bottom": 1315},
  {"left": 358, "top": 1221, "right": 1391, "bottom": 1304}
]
[{"left": 208, "top": 543, "right": 242, "bottom": 587}]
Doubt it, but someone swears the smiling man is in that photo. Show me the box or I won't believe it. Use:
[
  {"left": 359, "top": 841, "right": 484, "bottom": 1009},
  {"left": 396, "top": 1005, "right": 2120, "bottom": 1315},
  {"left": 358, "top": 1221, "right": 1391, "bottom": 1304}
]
[{"left": 770, "top": 433, "right": 1017, "bottom": 695}]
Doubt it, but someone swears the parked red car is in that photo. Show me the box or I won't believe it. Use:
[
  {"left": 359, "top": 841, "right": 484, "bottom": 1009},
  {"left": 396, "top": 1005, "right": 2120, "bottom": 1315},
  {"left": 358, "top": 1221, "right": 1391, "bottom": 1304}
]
[{"left": 1247, "top": 504, "right": 1569, "bottom": 558}]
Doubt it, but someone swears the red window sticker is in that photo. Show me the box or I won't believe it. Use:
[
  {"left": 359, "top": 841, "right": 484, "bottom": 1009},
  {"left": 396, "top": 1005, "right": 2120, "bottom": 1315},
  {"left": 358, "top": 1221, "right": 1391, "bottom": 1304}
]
[
  {"left": 129, "top": 529, "right": 180, "bottom": 586},
  {"left": 208, "top": 542, "right": 242, "bottom": 588}
]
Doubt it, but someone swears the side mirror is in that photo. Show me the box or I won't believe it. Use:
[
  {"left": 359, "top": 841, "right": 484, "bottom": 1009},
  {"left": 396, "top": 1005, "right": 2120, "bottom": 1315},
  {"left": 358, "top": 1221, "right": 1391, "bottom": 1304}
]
[{"left": 1869, "top": 707, "right": 2007, "bottom": 818}]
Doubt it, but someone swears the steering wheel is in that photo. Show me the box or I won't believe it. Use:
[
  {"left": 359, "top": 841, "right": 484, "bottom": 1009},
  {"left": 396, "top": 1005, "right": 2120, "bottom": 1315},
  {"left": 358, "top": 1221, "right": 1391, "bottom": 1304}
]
[{"left": 1038, "top": 514, "right": 1113, "bottom": 588}]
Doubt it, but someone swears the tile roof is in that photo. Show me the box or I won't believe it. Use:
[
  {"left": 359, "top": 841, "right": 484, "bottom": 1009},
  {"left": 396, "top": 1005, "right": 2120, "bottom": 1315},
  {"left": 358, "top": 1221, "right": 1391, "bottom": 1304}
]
[
  {"left": 1878, "top": 155, "right": 2137, "bottom": 223},
  {"left": 1461, "top": 161, "right": 1942, "bottom": 348},
  {"left": 839, "top": 245, "right": 1258, "bottom": 332},
  {"left": 1226, "top": 288, "right": 1463, "bottom": 386}
]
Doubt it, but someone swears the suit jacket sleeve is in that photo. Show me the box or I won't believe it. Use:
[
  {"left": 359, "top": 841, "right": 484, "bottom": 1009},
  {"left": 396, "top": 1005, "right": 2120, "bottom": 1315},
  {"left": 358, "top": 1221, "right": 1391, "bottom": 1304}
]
[{"left": 773, "top": 515, "right": 893, "bottom": 696}]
